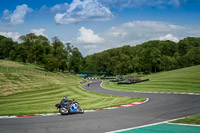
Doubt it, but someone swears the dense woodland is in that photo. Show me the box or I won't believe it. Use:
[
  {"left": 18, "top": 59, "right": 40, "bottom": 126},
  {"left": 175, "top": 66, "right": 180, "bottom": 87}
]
[
  {"left": 83, "top": 37, "right": 200, "bottom": 75},
  {"left": 0, "top": 33, "right": 200, "bottom": 75},
  {"left": 0, "top": 33, "right": 83, "bottom": 72}
]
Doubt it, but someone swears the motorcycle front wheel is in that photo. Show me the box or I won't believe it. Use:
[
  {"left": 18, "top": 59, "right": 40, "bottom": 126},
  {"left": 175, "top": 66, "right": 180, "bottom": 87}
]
[{"left": 78, "top": 107, "right": 84, "bottom": 114}]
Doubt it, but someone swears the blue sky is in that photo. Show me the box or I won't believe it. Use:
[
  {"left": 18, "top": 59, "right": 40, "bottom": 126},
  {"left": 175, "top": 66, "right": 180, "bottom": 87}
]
[{"left": 0, "top": 0, "right": 200, "bottom": 56}]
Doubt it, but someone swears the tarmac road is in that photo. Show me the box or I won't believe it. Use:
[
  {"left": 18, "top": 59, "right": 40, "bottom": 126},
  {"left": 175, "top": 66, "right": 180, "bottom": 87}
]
[{"left": 0, "top": 80, "right": 200, "bottom": 133}]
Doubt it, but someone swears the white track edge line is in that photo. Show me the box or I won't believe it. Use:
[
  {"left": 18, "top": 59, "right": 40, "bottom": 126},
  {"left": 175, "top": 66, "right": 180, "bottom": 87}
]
[
  {"left": 167, "top": 122, "right": 200, "bottom": 127},
  {"left": 105, "top": 116, "right": 200, "bottom": 133}
]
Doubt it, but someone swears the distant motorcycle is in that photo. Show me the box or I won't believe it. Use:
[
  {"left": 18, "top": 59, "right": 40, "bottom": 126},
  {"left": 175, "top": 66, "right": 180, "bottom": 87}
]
[{"left": 55, "top": 99, "right": 84, "bottom": 115}]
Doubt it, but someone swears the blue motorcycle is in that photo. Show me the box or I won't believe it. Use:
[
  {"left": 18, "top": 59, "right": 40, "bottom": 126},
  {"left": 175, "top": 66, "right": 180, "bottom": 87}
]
[{"left": 55, "top": 99, "right": 84, "bottom": 115}]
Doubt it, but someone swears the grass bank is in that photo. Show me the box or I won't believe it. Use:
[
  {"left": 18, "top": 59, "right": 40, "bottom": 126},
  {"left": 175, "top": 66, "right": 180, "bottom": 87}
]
[
  {"left": 0, "top": 60, "right": 145, "bottom": 116},
  {"left": 102, "top": 65, "right": 200, "bottom": 93},
  {"left": 170, "top": 114, "right": 200, "bottom": 125}
]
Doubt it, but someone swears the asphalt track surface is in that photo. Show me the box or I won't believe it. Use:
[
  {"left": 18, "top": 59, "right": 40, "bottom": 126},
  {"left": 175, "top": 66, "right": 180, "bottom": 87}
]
[{"left": 0, "top": 80, "right": 200, "bottom": 133}]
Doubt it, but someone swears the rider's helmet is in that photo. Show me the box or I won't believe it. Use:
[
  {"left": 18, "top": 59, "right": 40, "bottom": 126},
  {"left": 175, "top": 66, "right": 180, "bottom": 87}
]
[{"left": 63, "top": 96, "right": 68, "bottom": 100}]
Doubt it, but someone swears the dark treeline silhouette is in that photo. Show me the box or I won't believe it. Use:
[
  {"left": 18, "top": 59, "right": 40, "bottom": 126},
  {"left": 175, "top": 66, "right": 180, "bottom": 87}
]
[
  {"left": 83, "top": 37, "right": 200, "bottom": 75},
  {"left": 0, "top": 33, "right": 83, "bottom": 72},
  {"left": 0, "top": 34, "right": 200, "bottom": 74}
]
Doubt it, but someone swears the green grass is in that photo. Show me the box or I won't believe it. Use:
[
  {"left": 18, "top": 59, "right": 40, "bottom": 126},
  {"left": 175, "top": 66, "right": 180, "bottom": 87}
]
[
  {"left": 102, "top": 65, "right": 200, "bottom": 93},
  {"left": 170, "top": 114, "right": 200, "bottom": 125},
  {"left": 0, "top": 59, "right": 46, "bottom": 71},
  {"left": 0, "top": 60, "right": 145, "bottom": 116}
]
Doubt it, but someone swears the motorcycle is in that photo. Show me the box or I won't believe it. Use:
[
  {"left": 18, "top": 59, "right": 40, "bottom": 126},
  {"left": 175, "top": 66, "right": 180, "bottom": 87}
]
[{"left": 55, "top": 99, "right": 84, "bottom": 115}]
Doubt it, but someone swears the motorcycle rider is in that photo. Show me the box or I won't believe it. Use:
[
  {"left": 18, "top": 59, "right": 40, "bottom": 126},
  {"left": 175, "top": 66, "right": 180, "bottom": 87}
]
[
  {"left": 56, "top": 96, "right": 84, "bottom": 114},
  {"left": 60, "top": 96, "right": 72, "bottom": 105}
]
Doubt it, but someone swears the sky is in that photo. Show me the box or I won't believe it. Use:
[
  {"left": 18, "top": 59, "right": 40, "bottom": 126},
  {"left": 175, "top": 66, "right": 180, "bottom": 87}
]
[{"left": 0, "top": 0, "right": 200, "bottom": 56}]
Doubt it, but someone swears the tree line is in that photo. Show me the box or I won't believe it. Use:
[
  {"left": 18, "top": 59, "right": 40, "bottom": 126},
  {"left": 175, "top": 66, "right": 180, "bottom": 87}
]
[
  {"left": 0, "top": 33, "right": 83, "bottom": 72},
  {"left": 83, "top": 37, "right": 200, "bottom": 75},
  {"left": 0, "top": 33, "right": 200, "bottom": 75}
]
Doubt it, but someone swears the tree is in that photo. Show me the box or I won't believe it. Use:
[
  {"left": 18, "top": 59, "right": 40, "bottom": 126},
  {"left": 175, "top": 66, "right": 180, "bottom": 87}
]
[
  {"left": 178, "top": 37, "right": 192, "bottom": 56},
  {"left": 19, "top": 33, "right": 37, "bottom": 63},
  {"left": 51, "top": 37, "right": 69, "bottom": 71},
  {"left": 161, "top": 56, "right": 177, "bottom": 71},
  {"left": 43, "top": 54, "right": 59, "bottom": 72},
  {"left": 9, "top": 43, "right": 26, "bottom": 62},
  {"left": 185, "top": 47, "right": 200, "bottom": 66},
  {"left": 51, "top": 37, "right": 64, "bottom": 57},
  {"left": 151, "top": 48, "right": 161, "bottom": 73},
  {"left": 68, "top": 47, "right": 83, "bottom": 73},
  {"left": 0, "top": 38, "right": 14, "bottom": 59},
  {"left": 159, "top": 41, "right": 177, "bottom": 57},
  {"left": 32, "top": 43, "right": 45, "bottom": 65},
  {"left": 0, "top": 35, "right": 6, "bottom": 41}
]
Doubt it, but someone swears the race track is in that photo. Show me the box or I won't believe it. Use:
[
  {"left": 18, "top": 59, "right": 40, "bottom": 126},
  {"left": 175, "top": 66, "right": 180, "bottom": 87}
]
[{"left": 0, "top": 80, "right": 200, "bottom": 133}]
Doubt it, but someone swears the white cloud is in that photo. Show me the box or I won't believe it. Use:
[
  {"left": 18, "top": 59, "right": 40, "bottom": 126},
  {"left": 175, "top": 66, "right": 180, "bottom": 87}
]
[
  {"left": 54, "top": 0, "right": 114, "bottom": 24},
  {"left": 51, "top": 3, "right": 69, "bottom": 12},
  {"left": 30, "top": 28, "right": 47, "bottom": 37},
  {"left": 82, "top": 44, "right": 106, "bottom": 55},
  {"left": 102, "top": 21, "right": 185, "bottom": 46},
  {"left": 84, "top": 44, "right": 97, "bottom": 49},
  {"left": 0, "top": 31, "right": 21, "bottom": 41},
  {"left": 3, "top": 10, "right": 10, "bottom": 20},
  {"left": 74, "top": 21, "right": 200, "bottom": 56},
  {"left": 3, "top": 4, "right": 32, "bottom": 25},
  {"left": 77, "top": 26, "right": 104, "bottom": 43},
  {"left": 159, "top": 34, "right": 179, "bottom": 42}
]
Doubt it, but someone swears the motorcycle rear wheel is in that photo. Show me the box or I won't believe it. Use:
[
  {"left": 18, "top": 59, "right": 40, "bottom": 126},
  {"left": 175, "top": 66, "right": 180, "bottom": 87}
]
[{"left": 59, "top": 107, "right": 69, "bottom": 115}]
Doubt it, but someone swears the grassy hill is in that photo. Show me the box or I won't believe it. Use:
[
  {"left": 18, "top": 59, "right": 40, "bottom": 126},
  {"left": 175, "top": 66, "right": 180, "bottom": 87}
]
[
  {"left": 102, "top": 65, "right": 200, "bottom": 93},
  {"left": 0, "top": 60, "right": 145, "bottom": 116}
]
